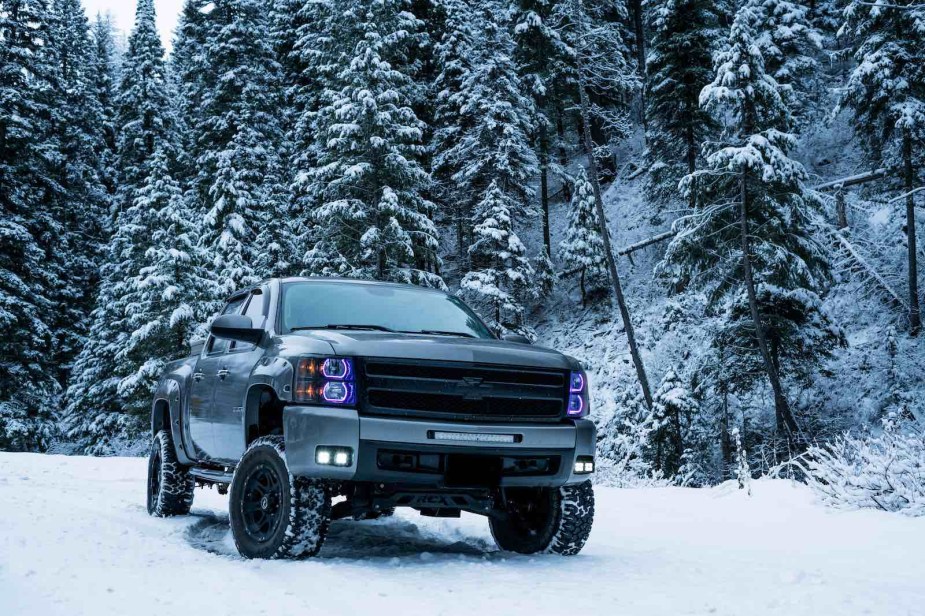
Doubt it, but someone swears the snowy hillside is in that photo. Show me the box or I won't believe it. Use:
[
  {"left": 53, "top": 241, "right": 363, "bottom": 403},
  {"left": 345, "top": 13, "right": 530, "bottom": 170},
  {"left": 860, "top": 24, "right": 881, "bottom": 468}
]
[{"left": 2, "top": 453, "right": 923, "bottom": 616}]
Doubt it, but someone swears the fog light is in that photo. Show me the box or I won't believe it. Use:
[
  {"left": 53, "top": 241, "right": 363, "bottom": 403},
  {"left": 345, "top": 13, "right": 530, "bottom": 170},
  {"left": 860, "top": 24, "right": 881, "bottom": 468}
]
[
  {"left": 574, "top": 456, "right": 594, "bottom": 474},
  {"left": 316, "top": 446, "right": 353, "bottom": 467}
]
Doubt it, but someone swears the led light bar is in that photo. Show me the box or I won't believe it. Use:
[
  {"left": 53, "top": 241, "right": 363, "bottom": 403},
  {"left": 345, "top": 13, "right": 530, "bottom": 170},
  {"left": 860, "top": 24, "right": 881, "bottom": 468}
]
[{"left": 431, "top": 431, "right": 518, "bottom": 444}]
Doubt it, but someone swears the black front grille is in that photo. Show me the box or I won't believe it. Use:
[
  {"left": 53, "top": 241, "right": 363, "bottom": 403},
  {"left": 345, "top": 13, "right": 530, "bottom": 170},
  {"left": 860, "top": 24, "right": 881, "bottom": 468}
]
[{"left": 361, "top": 359, "right": 568, "bottom": 422}]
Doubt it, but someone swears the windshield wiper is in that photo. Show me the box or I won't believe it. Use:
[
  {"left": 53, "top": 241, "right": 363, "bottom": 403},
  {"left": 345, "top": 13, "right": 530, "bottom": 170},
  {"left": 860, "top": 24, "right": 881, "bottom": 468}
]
[
  {"left": 411, "top": 329, "right": 478, "bottom": 338},
  {"left": 291, "top": 324, "right": 396, "bottom": 333}
]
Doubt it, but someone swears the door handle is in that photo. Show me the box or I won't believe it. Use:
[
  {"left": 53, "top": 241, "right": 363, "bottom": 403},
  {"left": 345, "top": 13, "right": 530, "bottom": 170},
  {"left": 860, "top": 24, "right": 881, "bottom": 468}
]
[
  {"left": 193, "top": 371, "right": 204, "bottom": 382},
  {"left": 217, "top": 369, "right": 230, "bottom": 380}
]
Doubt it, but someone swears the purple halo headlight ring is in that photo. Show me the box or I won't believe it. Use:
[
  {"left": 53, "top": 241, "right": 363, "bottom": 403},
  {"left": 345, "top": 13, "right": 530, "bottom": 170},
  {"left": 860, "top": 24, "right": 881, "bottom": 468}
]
[
  {"left": 569, "top": 371, "right": 585, "bottom": 393},
  {"left": 321, "top": 358, "right": 353, "bottom": 380},
  {"left": 321, "top": 381, "right": 356, "bottom": 405},
  {"left": 567, "top": 393, "right": 585, "bottom": 416}
]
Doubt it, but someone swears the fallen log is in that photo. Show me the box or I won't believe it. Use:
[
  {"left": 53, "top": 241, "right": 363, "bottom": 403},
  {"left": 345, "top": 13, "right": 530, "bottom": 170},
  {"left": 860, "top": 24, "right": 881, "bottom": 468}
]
[
  {"left": 831, "top": 228, "right": 909, "bottom": 312},
  {"left": 813, "top": 169, "right": 886, "bottom": 192}
]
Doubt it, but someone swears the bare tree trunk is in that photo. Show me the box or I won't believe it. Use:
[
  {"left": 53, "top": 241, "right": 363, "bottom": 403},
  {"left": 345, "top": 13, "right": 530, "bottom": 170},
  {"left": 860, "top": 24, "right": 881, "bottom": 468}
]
[
  {"left": 540, "top": 147, "right": 551, "bottom": 256},
  {"left": 555, "top": 100, "right": 572, "bottom": 204},
  {"left": 580, "top": 267, "right": 586, "bottom": 307},
  {"left": 628, "top": 0, "right": 648, "bottom": 131},
  {"left": 573, "top": 0, "right": 653, "bottom": 409},
  {"left": 835, "top": 190, "right": 848, "bottom": 230},
  {"left": 685, "top": 115, "right": 697, "bottom": 211},
  {"left": 456, "top": 209, "right": 465, "bottom": 265},
  {"left": 903, "top": 134, "right": 921, "bottom": 335},
  {"left": 738, "top": 171, "right": 799, "bottom": 441}
]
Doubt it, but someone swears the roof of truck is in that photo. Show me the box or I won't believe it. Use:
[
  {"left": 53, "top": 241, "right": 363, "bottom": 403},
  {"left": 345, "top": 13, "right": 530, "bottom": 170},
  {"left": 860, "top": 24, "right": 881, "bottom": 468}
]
[{"left": 231, "top": 276, "right": 449, "bottom": 297}]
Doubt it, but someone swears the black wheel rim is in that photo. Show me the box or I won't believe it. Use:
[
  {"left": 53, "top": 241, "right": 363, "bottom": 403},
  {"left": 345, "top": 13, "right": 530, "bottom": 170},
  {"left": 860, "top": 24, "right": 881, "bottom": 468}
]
[
  {"left": 506, "top": 489, "right": 553, "bottom": 538},
  {"left": 241, "top": 463, "right": 284, "bottom": 543},
  {"left": 148, "top": 447, "right": 162, "bottom": 509}
]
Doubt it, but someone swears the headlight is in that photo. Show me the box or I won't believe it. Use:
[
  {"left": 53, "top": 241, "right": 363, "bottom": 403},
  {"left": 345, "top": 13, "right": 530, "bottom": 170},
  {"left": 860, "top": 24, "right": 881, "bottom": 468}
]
[
  {"left": 567, "top": 370, "right": 590, "bottom": 418},
  {"left": 294, "top": 356, "right": 357, "bottom": 406}
]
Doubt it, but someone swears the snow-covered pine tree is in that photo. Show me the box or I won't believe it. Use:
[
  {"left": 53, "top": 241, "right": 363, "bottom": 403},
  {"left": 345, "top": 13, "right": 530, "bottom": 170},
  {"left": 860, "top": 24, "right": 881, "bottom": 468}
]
[
  {"left": 0, "top": 0, "right": 62, "bottom": 451},
  {"left": 303, "top": 0, "right": 442, "bottom": 287},
  {"left": 91, "top": 12, "right": 119, "bottom": 199},
  {"left": 192, "top": 0, "right": 290, "bottom": 296},
  {"left": 534, "top": 249, "right": 556, "bottom": 298},
  {"left": 277, "top": 0, "right": 340, "bottom": 263},
  {"left": 644, "top": 0, "right": 720, "bottom": 209},
  {"left": 755, "top": 0, "right": 823, "bottom": 128},
  {"left": 48, "top": 0, "right": 110, "bottom": 385},
  {"left": 841, "top": 0, "right": 925, "bottom": 335},
  {"left": 460, "top": 181, "right": 537, "bottom": 336},
  {"left": 64, "top": 0, "right": 180, "bottom": 452},
  {"left": 171, "top": 0, "right": 212, "bottom": 178},
  {"left": 435, "top": 4, "right": 538, "bottom": 222},
  {"left": 551, "top": 0, "right": 639, "bottom": 177},
  {"left": 113, "top": 0, "right": 176, "bottom": 205},
  {"left": 432, "top": 0, "right": 481, "bottom": 263},
  {"left": 559, "top": 167, "right": 608, "bottom": 305},
  {"left": 436, "top": 4, "right": 538, "bottom": 318},
  {"left": 650, "top": 368, "right": 709, "bottom": 483},
  {"left": 510, "top": 0, "right": 573, "bottom": 255},
  {"left": 113, "top": 149, "right": 207, "bottom": 416},
  {"left": 658, "top": 0, "right": 842, "bottom": 443}
]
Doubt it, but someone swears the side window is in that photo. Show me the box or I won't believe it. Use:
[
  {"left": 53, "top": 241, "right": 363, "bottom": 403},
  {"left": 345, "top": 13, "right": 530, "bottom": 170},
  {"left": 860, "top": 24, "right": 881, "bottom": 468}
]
[
  {"left": 230, "top": 290, "right": 267, "bottom": 352},
  {"left": 207, "top": 296, "right": 247, "bottom": 355}
]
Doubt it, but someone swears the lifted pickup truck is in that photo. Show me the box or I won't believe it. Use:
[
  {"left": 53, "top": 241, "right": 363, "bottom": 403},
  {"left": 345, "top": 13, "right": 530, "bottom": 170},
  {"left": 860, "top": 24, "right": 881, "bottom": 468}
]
[{"left": 147, "top": 278, "right": 595, "bottom": 559}]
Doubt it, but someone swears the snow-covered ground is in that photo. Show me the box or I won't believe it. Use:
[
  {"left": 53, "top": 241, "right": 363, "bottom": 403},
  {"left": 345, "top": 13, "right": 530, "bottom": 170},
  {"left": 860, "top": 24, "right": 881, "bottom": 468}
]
[{"left": 1, "top": 453, "right": 923, "bottom": 616}]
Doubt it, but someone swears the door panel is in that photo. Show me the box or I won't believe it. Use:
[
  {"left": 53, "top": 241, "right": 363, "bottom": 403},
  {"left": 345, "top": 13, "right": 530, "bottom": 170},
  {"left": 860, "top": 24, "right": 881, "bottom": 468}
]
[
  {"left": 211, "top": 348, "right": 262, "bottom": 462},
  {"left": 187, "top": 295, "right": 248, "bottom": 462},
  {"left": 212, "top": 290, "right": 268, "bottom": 462},
  {"left": 188, "top": 356, "right": 220, "bottom": 459}
]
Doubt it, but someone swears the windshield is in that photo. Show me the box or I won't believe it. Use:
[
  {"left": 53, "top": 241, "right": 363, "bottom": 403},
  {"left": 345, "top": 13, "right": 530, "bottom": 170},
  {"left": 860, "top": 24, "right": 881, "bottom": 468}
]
[{"left": 280, "top": 281, "right": 495, "bottom": 339}]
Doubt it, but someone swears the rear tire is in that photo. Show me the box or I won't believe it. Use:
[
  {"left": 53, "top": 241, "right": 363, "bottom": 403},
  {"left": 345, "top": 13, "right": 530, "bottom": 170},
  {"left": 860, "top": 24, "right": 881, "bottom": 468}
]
[
  {"left": 147, "top": 430, "right": 195, "bottom": 517},
  {"left": 229, "top": 436, "right": 331, "bottom": 559},
  {"left": 490, "top": 481, "right": 594, "bottom": 555}
]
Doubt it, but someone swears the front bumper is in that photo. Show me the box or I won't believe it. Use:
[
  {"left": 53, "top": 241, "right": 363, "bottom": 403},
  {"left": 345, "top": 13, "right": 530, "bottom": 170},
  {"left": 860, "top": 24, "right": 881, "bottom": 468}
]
[{"left": 283, "top": 406, "right": 596, "bottom": 487}]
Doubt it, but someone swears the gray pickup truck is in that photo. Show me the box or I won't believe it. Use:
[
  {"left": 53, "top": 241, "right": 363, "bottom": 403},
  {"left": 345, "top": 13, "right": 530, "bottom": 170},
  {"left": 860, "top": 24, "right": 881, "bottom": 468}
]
[{"left": 147, "top": 277, "right": 596, "bottom": 559}]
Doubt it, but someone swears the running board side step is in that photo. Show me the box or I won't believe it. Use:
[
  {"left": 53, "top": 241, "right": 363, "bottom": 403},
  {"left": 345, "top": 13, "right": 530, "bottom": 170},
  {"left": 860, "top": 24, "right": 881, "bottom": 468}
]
[{"left": 190, "top": 467, "right": 234, "bottom": 485}]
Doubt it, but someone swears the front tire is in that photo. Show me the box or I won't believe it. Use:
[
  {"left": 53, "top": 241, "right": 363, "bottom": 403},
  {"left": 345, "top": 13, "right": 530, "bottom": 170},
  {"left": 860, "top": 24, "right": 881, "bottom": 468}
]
[
  {"left": 147, "top": 430, "right": 195, "bottom": 517},
  {"left": 229, "top": 436, "right": 331, "bottom": 559},
  {"left": 490, "top": 481, "right": 594, "bottom": 556}
]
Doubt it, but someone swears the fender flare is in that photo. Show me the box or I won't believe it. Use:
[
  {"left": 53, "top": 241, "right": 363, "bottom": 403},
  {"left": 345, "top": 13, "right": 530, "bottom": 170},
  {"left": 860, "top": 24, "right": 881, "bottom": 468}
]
[
  {"left": 151, "top": 376, "right": 195, "bottom": 466},
  {"left": 244, "top": 357, "right": 294, "bottom": 443}
]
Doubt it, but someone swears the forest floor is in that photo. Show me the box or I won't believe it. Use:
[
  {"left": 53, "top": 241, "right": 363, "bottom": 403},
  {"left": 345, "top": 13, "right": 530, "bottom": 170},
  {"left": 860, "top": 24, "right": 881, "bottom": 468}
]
[{"left": 1, "top": 452, "right": 923, "bottom": 616}]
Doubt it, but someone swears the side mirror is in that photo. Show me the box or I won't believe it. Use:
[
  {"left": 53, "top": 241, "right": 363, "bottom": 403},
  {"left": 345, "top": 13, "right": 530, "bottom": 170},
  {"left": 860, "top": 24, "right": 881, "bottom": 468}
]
[
  {"left": 502, "top": 333, "right": 532, "bottom": 345},
  {"left": 210, "top": 314, "right": 264, "bottom": 345}
]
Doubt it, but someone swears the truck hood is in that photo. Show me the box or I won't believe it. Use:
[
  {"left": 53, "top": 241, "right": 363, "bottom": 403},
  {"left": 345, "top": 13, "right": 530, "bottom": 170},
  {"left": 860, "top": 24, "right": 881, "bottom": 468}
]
[{"left": 287, "top": 331, "right": 579, "bottom": 371}]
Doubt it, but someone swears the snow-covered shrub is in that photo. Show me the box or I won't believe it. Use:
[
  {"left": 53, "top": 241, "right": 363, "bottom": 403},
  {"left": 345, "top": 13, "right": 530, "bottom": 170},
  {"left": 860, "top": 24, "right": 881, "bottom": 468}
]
[
  {"left": 733, "top": 427, "right": 752, "bottom": 495},
  {"left": 595, "top": 390, "right": 671, "bottom": 488},
  {"left": 794, "top": 420, "right": 925, "bottom": 515}
]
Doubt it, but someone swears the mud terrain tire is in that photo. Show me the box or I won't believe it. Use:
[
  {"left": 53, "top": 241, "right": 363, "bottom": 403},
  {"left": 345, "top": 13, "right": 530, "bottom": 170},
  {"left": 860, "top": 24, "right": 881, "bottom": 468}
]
[
  {"left": 147, "top": 430, "right": 195, "bottom": 517},
  {"left": 490, "top": 480, "right": 594, "bottom": 555},
  {"left": 229, "top": 436, "right": 331, "bottom": 559}
]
